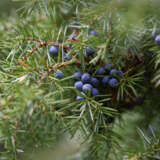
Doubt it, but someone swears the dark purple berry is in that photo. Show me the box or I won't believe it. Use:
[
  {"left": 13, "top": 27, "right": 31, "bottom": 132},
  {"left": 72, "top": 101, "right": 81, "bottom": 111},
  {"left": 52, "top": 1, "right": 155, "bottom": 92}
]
[
  {"left": 82, "top": 84, "right": 93, "bottom": 93},
  {"left": 81, "top": 73, "right": 91, "bottom": 83},
  {"left": 108, "top": 78, "right": 118, "bottom": 87},
  {"left": 92, "top": 88, "right": 99, "bottom": 96},
  {"left": 72, "top": 72, "right": 82, "bottom": 81},
  {"left": 49, "top": 46, "right": 59, "bottom": 56},
  {"left": 102, "top": 76, "right": 110, "bottom": 85},
  {"left": 90, "top": 77, "right": 100, "bottom": 87},
  {"left": 55, "top": 71, "right": 63, "bottom": 79},
  {"left": 74, "top": 81, "right": 83, "bottom": 91}
]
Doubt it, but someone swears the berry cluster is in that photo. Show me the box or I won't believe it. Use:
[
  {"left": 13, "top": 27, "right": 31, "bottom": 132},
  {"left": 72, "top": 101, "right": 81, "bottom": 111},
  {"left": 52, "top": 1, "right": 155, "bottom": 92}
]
[
  {"left": 72, "top": 72, "right": 99, "bottom": 100},
  {"left": 72, "top": 65, "right": 123, "bottom": 101},
  {"left": 48, "top": 30, "right": 123, "bottom": 101}
]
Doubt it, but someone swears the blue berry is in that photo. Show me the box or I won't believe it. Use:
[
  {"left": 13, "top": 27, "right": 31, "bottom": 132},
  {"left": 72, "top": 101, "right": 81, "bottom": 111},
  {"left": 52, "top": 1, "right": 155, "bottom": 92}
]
[
  {"left": 74, "top": 81, "right": 83, "bottom": 91},
  {"left": 89, "top": 30, "right": 98, "bottom": 36},
  {"left": 155, "top": 35, "right": 160, "bottom": 44},
  {"left": 110, "top": 69, "right": 119, "bottom": 76},
  {"left": 85, "top": 48, "right": 95, "bottom": 56},
  {"left": 82, "top": 84, "right": 93, "bottom": 93},
  {"left": 72, "top": 72, "right": 82, "bottom": 81},
  {"left": 108, "top": 78, "right": 118, "bottom": 87},
  {"left": 81, "top": 73, "right": 91, "bottom": 83},
  {"left": 102, "top": 76, "right": 110, "bottom": 85},
  {"left": 55, "top": 71, "right": 63, "bottom": 79},
  {"left": 96, "top": 67, "right": 105, "bottom": 75},
  {"left": 92, "top": 88, "right": 99, "bottom": 96},
  {"left": 103, "top": 65, "right": 109, "bottom": 71},
  {"left": 90, "top": 77, "right": 100, "bottom": 87},
  {"left": 49, "top": 46, "right": 59, "bottom": 56},
  {"left": 76, "top": 96, "right": 84, "bottom": 101}
]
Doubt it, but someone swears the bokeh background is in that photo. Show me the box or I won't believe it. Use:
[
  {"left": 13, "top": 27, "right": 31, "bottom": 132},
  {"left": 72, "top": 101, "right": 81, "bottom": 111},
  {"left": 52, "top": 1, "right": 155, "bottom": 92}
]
[{"left": 0, "top": 0, "right": 22, "bottom": 16}]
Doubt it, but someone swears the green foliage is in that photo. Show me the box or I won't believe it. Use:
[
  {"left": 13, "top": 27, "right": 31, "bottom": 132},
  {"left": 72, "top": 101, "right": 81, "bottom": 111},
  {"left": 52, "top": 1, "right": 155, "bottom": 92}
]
[{"left": 0, "top": 0, "right": 160, "bottom": 159}]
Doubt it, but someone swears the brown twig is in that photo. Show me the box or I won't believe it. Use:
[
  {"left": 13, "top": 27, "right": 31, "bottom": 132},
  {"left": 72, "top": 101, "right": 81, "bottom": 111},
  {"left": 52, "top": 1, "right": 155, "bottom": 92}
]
[
  {"left": 37, "top": 59, "right": 80, "bottom": 83},
  {"left": 21, "top": 38, "right": 71, "bottom": 62}
]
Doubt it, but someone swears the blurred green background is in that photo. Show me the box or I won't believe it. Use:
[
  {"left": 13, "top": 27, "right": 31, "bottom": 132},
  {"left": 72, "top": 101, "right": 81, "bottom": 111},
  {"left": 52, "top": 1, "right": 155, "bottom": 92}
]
[{"left": 0, "top": 0, "right": 22, "bottom": 16}]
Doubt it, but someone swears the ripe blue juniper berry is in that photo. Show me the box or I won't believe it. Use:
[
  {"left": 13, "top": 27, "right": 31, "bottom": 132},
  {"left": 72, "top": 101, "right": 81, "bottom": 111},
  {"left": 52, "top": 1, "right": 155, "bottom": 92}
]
[
  {"left": 49, "top": 45, "right": 59, "bottom": 56},
  {"left": 90, "top": 77, "right": 100, "bottom": 87},
  {"left": 82, "top": 84, "right": 93, "bottom": 93},
  {"left": 72, "top": 72, "right": 82, "bottom": 81},
  {"left": 85, "top": 48, "right": 95, "bottom": 56},
  {"left": 92, "top": 88, "right": 99, "bottom": 96},
  {"left": 110, "top": 69, "right": 119, "bottom": 76},
  {"left": 55, "top": 71, "right": 63, "bottom": 79},
  {"left": 81, "top": 73, "right": 91, "bottom": 83},
  {"left": 108, "top": 78, "right": 119, "bottom": 87},
  {"left": 102, "top": 76, "right": 110, "bottom": 85},
  {"left": 96, "top": 67, "right": 106, "bottom": 75},
  {"left": 74, "top": 81, "right": 83, "bottom": 91}
]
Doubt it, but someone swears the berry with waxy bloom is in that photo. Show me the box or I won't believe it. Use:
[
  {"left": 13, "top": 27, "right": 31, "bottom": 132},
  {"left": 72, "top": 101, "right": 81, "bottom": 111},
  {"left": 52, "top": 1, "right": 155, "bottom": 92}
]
[
  {"left": 90, "top": 77, "right": 100, "bottom": 87},
  {"left": 81, "top": 73, "right": 91, "bottom": 83},
  {"left": 72, "top": 72, "right": 82, "bottom": 81},
  {"left": 55, "top": 71, "right": 63, "bottom": 79},
  {"left": 108, "top": 78, "right": 118, "bottom": 87},
  {"left": 49, "top": 46, "right": 59, "bottom": 56},
  {"left": 74, "top": 81, "right": 83, "bottom": 91},
  {"left": 82, "top": 84, "right": 93, "bottom": 93},
  {"left": 102, "top": 76, "right": 110, "bottom": 85},
  {"left": 92, "top": 88, "right": 99, "bottom": 96}
]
